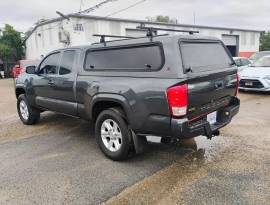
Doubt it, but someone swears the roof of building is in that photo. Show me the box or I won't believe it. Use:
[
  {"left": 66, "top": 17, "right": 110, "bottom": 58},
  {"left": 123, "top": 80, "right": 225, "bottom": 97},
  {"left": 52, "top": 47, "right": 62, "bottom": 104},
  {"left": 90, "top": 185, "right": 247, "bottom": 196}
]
[
  {"left": 48, "top": 33, "right": 221, "bottom": 52},
  {"left": 24, "top": 13, "right": 264, "bottom": 43}
]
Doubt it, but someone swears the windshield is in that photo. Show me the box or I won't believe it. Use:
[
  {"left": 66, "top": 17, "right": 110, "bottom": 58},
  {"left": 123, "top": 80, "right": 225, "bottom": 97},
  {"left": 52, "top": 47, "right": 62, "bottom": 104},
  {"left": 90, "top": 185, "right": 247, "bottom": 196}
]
[
  {"left": 250, "top": 52, "right": 270, "bottom": 61},
  {"left": 252, "top": 56, "right": 270, "bottom": 67}
]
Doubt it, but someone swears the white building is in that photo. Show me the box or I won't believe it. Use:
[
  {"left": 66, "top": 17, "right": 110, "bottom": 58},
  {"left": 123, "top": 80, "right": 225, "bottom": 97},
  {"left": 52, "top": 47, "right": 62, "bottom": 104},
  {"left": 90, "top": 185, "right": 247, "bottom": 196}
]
[{"left": 24, "top": 14, "right": 263, "bottom": 59}]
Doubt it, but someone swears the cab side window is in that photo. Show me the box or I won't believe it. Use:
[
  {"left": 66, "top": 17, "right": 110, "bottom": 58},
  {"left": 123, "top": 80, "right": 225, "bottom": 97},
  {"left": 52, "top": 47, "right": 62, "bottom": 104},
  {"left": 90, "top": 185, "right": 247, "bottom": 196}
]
[
  {"left": 84, "top": 44, "right": 164, "bottom": 71},
  {"left": 59, "top": 50, "right": 76, "bottom": 75},
  {"left": 39, "top": 52, "right": 60, "bottom": 75}
]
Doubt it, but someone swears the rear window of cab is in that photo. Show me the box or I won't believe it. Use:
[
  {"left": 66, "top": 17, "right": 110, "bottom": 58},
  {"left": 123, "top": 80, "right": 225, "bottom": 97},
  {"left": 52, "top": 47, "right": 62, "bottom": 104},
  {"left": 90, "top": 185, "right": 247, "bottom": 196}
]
[{"left": 84, "top": 43, "right": 164, "bottom": 71}]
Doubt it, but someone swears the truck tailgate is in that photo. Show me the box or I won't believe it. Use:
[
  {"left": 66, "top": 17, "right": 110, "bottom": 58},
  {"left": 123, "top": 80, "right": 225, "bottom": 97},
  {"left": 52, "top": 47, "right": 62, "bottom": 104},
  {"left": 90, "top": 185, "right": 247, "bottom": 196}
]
[{"left": 187, "top": 70, "right": 238, "bottom": 120}]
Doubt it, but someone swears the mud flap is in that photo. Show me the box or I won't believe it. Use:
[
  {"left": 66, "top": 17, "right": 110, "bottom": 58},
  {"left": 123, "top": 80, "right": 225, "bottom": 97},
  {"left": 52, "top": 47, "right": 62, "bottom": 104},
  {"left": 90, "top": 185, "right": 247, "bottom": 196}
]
[{"left": 130, "top": 130, "right": 148, "bottom": 154}]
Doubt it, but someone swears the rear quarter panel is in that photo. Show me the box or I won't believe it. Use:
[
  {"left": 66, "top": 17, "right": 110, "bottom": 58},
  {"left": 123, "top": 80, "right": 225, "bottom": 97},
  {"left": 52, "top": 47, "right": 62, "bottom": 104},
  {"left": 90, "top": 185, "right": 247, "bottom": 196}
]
[{"left": 76, "top": 75, "right": 182, "bottom": 135}]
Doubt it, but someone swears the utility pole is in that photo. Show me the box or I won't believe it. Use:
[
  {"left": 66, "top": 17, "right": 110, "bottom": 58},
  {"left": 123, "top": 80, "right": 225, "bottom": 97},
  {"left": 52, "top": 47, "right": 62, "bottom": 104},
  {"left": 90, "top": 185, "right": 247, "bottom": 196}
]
[
  {"left": 193, "top": 11, "right": 196, "bottom": 25},
  {"left": 79, "top": 0, "right": 83, "bottom": 12}
]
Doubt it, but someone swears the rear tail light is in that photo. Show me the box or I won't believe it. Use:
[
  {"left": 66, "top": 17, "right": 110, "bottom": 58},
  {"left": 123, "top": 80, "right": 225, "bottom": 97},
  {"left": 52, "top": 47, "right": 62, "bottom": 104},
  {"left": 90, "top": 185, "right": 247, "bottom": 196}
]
[
  {"left": 167, "top": 84, "right": 188, "bottom": 117},
  {"left": 235, "top": 73, "right": 240, "bottom": 96}
]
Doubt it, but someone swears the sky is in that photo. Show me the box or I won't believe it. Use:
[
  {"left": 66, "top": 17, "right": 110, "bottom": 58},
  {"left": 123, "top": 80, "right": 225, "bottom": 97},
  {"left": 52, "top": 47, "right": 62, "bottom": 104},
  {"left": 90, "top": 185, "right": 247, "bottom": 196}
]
[{"left": 0, "top": 0, "right": 269, "bottom": 32}]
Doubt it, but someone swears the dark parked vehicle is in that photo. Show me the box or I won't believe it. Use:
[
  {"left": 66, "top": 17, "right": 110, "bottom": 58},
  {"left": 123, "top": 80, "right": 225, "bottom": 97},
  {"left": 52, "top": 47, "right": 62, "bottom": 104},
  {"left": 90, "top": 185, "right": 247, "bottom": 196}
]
[{"left": 15, "top": 32, "right": 240, "bottom": 160}]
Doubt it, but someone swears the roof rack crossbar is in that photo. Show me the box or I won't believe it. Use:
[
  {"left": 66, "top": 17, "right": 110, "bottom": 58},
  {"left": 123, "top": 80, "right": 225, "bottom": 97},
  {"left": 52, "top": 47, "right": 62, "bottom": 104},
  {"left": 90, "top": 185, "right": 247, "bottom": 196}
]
[
  {"left": 136, "top": 26, "right": 200, "bottom": 36},
  {"left": 93, "top": 34, "right": 135, "bottom": 44}
]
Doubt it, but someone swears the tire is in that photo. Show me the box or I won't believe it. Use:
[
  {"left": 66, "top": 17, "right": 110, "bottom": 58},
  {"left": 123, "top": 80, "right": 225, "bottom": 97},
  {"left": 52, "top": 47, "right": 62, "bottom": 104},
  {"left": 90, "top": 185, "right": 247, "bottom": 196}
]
[
  {"left": 95, "top": 108, "right": 132, "bottom": 161},
  {"left": 17, "top": 94, "right": 40, "bottom": 125}
]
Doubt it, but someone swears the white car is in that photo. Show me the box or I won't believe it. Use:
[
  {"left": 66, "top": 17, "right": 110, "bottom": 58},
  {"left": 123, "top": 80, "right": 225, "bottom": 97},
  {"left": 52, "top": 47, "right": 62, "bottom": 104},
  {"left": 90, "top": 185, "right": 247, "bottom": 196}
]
[
  {"left": 239, "top": 56, "right": 270, "bottom": 92},
  {"left": 233, "top": 57, "right": 251, "bottom": 72},
  {"left": 249, "top": 51, "right": 270, "bottom": 63}
]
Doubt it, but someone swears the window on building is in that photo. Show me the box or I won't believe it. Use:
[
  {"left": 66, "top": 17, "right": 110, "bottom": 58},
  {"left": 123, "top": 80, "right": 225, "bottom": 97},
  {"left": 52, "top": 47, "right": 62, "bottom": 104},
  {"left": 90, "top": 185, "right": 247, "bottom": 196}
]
[
  {"left": 84, "top": 44, "right": 164, "bottom": 71},
  {"left": 39, "top": 52, "right": 60, "bottom": 75},
  {"left": 59, "top": 50, "right": 76, "bottom": 75},
  {"left": 74, "top": 24, "right": 84, "bottom": 31}
]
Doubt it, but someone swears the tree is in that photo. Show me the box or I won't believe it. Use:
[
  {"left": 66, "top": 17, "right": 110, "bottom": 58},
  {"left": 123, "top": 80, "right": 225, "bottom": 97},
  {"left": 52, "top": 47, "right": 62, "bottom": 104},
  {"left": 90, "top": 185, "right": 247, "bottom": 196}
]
[
  {"left": 0, "top": 43, "right": 12, "bottom": 61},
  {"left": 0, "top": 24, "right": 24, "bottom": 62},
  {"left": 146, "top": 15, "right": 178, "bottom": 24},
  {"left": 260, "top": 31, "right": 270, "bottom": 51}
]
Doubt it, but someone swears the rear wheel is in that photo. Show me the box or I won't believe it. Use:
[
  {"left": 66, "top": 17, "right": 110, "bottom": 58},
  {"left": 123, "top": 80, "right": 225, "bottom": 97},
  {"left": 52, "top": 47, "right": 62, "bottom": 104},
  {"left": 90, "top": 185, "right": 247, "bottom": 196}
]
[
  {"left": 17, "top": 94, "right": 40, "bottom": 125},
  {"left": 95, "top": 109, "right": 132, "bottom": 161}
]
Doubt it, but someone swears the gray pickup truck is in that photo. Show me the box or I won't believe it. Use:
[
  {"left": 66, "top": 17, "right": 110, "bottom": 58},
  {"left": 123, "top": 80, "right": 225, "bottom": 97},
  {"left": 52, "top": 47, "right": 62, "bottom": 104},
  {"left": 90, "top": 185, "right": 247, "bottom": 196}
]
[{"left": 15, "top": 31, "right": 240, "bottom": 160}]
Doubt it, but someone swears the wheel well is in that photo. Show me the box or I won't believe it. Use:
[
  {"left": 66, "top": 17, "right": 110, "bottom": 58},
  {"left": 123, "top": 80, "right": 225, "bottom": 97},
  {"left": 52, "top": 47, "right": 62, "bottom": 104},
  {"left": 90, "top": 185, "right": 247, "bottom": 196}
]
[
  {"left": 92, "top": 101, "right": 126, "bottom": 122},
  {"left": 16, "top": 88, "right": 25, "bottom": 99}
]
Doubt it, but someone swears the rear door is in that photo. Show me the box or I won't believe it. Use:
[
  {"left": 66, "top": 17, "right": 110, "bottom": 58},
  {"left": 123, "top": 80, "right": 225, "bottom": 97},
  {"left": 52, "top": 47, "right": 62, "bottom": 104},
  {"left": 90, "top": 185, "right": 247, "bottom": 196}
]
[{"left": 179, "top": 40, "right": 238, "bottom": 120}]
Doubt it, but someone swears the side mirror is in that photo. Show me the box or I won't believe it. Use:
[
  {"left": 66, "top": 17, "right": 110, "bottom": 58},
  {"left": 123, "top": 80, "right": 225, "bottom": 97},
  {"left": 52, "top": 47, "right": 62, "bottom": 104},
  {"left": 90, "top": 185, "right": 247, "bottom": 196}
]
[{"left": 26, "top": 65, "right": 36, "bottom": 74}]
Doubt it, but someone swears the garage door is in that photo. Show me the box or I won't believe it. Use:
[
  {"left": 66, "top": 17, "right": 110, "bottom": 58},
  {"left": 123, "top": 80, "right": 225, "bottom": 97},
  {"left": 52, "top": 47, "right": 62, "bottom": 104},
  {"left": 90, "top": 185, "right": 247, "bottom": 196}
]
[
  {"left": 126, "top": 29, "right": 147, "bottom": 37},
  {"left": 222, "top": 35, "right": 239, "bottom": 57},
  {"left": 222, "top": 35, "right": 237, "bottom": 46}
]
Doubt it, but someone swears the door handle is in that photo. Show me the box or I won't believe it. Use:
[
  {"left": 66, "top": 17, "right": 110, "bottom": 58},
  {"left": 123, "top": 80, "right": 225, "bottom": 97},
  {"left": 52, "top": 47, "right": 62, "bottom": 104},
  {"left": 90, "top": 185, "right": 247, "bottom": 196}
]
[{"left": 48, "top": 80, "right": 54, "bottom": 85}]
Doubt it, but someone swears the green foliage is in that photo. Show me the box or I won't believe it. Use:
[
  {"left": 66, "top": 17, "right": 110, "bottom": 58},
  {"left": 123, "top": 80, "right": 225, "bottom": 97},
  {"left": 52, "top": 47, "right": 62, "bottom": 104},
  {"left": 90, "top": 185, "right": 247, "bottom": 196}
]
[
  {"left": 156, "top": 15, "right": 171, "bottom": 23},
  {"left": 260, "top": 31, "right": 270, "bottom": 51},
  {"left": 0, "top": 43, "right": 12, "bottom": 61},
  {"left": 147, "top": 15, "right": 178, "bottom": 24},
  {"left": 0, "top": 24, "right": 24, "bottom": 62}
]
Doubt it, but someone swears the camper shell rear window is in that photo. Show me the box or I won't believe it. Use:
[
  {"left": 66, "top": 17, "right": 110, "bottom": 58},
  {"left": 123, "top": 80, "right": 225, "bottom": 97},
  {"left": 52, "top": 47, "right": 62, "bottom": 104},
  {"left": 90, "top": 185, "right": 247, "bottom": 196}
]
[{"left": 179, "top": 40, "right": 234, "bottom": 73}]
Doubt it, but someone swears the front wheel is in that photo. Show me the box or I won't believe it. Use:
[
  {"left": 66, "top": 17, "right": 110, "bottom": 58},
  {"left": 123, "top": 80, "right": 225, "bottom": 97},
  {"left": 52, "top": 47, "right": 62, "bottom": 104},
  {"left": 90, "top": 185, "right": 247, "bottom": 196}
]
[
  {"left": 95, "top": 109, "right": 132, "bottom": 161},
  {"left": 17, "top": 94, "right": 40, "bottom": 125}
]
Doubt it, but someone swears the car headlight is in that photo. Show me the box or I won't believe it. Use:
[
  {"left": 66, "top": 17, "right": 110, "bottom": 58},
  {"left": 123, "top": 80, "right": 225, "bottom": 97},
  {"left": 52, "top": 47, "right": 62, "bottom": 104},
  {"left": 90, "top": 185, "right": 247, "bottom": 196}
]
[{"left": 263, "top": 76, "right": 270, "bottom": 85}]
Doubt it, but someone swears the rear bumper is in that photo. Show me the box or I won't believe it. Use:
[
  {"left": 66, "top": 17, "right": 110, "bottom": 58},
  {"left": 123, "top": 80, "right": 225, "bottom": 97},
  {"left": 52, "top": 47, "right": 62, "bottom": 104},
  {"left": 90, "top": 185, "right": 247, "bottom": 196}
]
[{"left": 171, "top": 97, "right": 240, "bottom": 139}]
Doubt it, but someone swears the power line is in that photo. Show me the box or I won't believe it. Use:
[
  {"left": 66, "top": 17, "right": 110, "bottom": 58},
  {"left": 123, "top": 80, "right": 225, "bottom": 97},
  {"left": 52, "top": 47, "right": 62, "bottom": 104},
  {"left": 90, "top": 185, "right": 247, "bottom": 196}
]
[
  {"left": 79, "top": 0, "right": 119, "bottom": 14},
  {"left": 106, "top": 0, "right": 147, "bottom": 17}
]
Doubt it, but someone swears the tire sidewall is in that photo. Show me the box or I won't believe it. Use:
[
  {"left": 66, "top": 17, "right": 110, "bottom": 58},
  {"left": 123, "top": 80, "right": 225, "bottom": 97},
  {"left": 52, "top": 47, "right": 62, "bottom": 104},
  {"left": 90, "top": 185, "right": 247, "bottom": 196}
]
[
  {"left": 17, "top": 94, "right": 39, "bottom": 125},
  {"left": 95, "top": 109, "right": 131, "bottom": 161}
]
